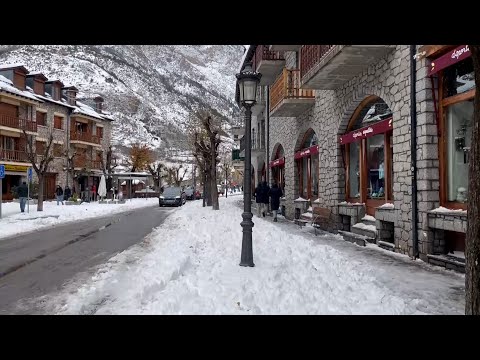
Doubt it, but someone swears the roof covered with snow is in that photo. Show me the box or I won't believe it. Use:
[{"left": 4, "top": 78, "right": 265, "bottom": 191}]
[{"left": 0, "top": 75, "right": 43, "bottom": 102}]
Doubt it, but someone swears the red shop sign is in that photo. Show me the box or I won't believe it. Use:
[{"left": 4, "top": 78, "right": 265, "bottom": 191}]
[
  {"left": 428, "top": 45, "right": 471, "bottom": 76},
  {"left": 338, "top": 117, "right": 393, "bottom": 145},
  {"left": 269, "top": 157, "right": 285, "bottom": 168},
  {"left": 294, "top": 145, "right": 319, "bottom": 160}
]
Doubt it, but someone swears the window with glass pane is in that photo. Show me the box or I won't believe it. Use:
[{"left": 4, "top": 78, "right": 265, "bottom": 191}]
[
  {"left": 312, "top": 155, "right": 319, "bottom": 199},
  {"left": 389, "top": 134, "right": 393, "bottom": 199},
  {"left": 366, "top": 134, "right": 385, "bottom": 199},
  {"left": 447, "top": 99, "right": 473, "bottom": 202},
  {"left": 349, "top": 142, "right": 360, "bottom": 198},
  {"left": 443, "top": 57, "right": 475, "bottom": 98},
  {"left": 302, "top": 157, "right": 308, "bottom": 198}
]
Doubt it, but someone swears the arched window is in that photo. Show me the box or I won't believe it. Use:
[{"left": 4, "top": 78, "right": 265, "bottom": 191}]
[
  {"left": 340, "top": 97, "right": 393, "bottom": 215},
  {"left": 295, "top": 129, "right": 319, "bottom": 201}
]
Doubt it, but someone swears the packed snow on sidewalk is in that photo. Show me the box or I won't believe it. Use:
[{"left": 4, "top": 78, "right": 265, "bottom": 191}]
[
  {"left": 40, "top": 196, "right": 464, "bottom": 315},
  {"left": 0, "top": 198, "right": 158, "bottom": 240}
]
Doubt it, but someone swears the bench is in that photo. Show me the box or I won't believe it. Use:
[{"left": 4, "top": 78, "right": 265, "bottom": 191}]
[{"left": 311, "top": 207, "right": 331, "bottom": 235}]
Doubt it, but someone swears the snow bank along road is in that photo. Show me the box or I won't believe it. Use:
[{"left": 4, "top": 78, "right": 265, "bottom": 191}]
[
  {"left": 0, "top": 204, "right": 176, "bottom": 314},
  {"left": 37, "top": 196, "right": 464, "bottom": 315}
]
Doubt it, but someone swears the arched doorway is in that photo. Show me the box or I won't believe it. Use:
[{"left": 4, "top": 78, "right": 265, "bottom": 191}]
[
  {"left": 339, "top": 96, "right": 393, "bottom": 215},
  {"left": 295, "top": 129, "right": 319, "bottom": 201},
  {"left": 270, "top": 144, "right": 285, "bottom": 193}
]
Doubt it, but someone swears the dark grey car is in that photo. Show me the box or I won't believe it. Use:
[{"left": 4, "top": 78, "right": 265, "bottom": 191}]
[{"left": 159, "top": 187, "right": 186, "bottom": 207}]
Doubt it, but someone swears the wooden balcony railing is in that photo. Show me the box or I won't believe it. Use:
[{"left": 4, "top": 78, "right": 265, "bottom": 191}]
[
  {"left": 270, "top": 68, "right": 315, "bottom": 112},
  {"left": 0, "top": 149, "right": 28, "bottom": 162},
  {"left": 0, "top": 114, "right": 37, "bottom": 132},
  {"left": 91, "top": 160, "right": 102, "bottom": 169},
  {"left": 300, "top": 45, "right": 336, "bottom": 79},
  {"left": 73, "top": 156, "right": 87, "bottom": 168},
  {"left": 253, "top": 45, "right": 284, "bottom": 72},
  {"left": 70, "top": 131, "right": 101, "bottom": 144}
]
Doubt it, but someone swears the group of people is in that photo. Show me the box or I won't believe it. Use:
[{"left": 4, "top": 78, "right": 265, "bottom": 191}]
[
  {"left": 55, "top": 185, "right": 73, "bottom": 205},
  {"left": 254, "top": 181, "right": 283, "bottom": 222}
]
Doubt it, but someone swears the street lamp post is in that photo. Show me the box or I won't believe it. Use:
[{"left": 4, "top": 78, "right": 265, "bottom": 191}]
[{"left": 236, "top": 62, "right": 261, "bottom": 267}]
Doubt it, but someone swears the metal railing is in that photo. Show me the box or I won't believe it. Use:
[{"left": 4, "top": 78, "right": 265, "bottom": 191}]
[
  {"left": 253, "top": 45, "right": 284, "bottom": 72},
  {"left": 0, "top": 149, "right": 28, "bottom": 162},
  {"left": 70, "top": 131, "right": 101, "bottom": 144},
  {"left": 0, "top": 114, "right": 37, "bottom": 132},
  {"left": 300, "top": 45, "right": 336, "bottom": 79}
]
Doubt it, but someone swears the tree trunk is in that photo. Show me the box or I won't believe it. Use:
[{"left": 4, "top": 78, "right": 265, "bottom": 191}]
[
  {"left": 205, "top": 172, "right": 212, "bottom": 206},
  {"left": 37, "top": 174, "right": 45, "bottom": 212},
  {"left": 466, "top": 45, "right": 480, "bottom": 315},
  {"left": 210, "top": 138, "right": 219, "bottom": 210}
]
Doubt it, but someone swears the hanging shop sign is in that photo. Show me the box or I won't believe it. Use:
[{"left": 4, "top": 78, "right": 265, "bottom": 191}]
[
  {"left": 269, "top": 157, "right": 285, "bottom": 168},
  {"left": 339, "top": 117, "right": 393, "bottom": 145},
  {"left": 428, "top": 45, "right": 471, "bottom": 76},
  {"left": 294, "top": 145, "right": 319, "bottom": 160}
]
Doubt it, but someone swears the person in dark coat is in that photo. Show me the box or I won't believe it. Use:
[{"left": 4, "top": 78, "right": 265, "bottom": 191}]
[
  {"left": 260, "top": 181, "right": 270, "bottom": 217},
  {"left": 254, "top": 182, "right": 263, "bottom": 217},
  {"left": 64, "top": 185, "right": 72, "bottom": 201},
  {"left": 55, "top": 185, "right": 64, "bottom": 205},
  {"left": 269, "top": 182, "right": 283, "bottom": 222},
  {"left": 17, "top": 181, "right": 29, "bottom": 213}
]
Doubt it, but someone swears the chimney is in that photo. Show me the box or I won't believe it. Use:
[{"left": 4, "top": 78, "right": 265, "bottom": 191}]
[
  {"left": 94, "top": 96, "right": 104, "bottom": 113},
  {"left": 63, "top": 86, "right": 78, "bottom": 106}
]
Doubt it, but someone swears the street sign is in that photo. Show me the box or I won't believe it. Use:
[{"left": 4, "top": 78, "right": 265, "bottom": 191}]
[
  {"left": 0, "top": 165, "right": 5, "bottom": 179},
  {"left": 27, "top": 167, "right": 33, "bottom": 181},
  {"left": 4, "top": 164, "right": 28, "bottom": 172}
]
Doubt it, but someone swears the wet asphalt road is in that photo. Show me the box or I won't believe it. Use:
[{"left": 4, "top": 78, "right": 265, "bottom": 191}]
[{"left": 0, "top": 205, "right": 175, "bottom": 314}]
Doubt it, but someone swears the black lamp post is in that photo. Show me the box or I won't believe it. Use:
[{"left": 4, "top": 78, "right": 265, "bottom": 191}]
[{"left": 236, "top": 62, "right": 261, "bottom": 267}]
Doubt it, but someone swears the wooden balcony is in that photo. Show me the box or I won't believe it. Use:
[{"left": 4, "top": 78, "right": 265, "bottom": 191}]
[
  {"left": 252, "top": 86, "right": 266, "bottom": 117},
  {"left": 270, "top": 68, "right": 315, "bottom": 117},
  {"left": 0, "top": 114, "right": 37, "bottom": 132},
  {"left": 73, "top": 156, "right": 87, "bottom": 168},
  {"left": 253, "top": 45, "right": 285, "bottom": 85},
  {"left": 269, "top": 45, "right": 301, "bottom": 52},
  {"left": 91, "top": 160, "right": 102, "bottom": 170},
  {"left": 300, "top": 45, "right": 396, "bottom": 89},
  {"left": 70, "top": 131, "right": 101, "bottom": 145},
  {"left": 0, "top": 149, "right": 28, "bottom": 162}
]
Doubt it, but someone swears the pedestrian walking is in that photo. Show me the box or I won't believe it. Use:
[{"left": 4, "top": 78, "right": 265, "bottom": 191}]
[
  {"left": 254, "top": 182, "right": 263, "bottom": 217},
  {"left": 92, "top": 183, "right": 97, "bottom": 202},
  {"left": 269, "top": 182, "right": 283, "bottom": 222},
  {"left": 56, "top": 185, "right": 64, "bottom": 205},
  {"left": 17, "top": 181, "right": 28, "bottom": 213},
  {"left": 64, "top": 185, "right": 72, "bottom": 201},
  {"left": 260, "top": 181, "right": 270, "bottom": 217}
]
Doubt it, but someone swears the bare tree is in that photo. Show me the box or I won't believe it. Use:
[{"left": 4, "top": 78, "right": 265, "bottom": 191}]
[
  {"left": 100, "top": 145, "right": 118, "bottom": 194},
  {"left": 23, "top": 130, "right": 55, "bottom": 211},
  {"left": 466, "top": 45, "right": 480, "bottom": 315},
  {"left": 147, "top": 161, "right": 164, "bottom": 191}
]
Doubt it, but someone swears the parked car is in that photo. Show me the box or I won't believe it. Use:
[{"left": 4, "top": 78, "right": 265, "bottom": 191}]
[
  {"left": 185, "top": 188, "right": 195, "bottom": 200},
  {"left": 159, "top": 187, "right": 186, "bottom": 207}
]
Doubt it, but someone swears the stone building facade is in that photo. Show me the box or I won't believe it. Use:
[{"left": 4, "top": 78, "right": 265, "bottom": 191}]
[{"left": 237, "top": 45, "right": 473, "bottom": 271}]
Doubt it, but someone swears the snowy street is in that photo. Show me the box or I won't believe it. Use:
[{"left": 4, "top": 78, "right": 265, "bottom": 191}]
[
  {"left": 0, "top": 198, "right": 160, "bottom": 240},
  {"left": 32, "top": 195, "right": 464, "bottom": 315}
]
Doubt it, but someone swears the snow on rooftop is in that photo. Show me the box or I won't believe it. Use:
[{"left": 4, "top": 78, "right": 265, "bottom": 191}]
[
  {"left": 0, "top": 63, "right": 25, "bottom": 70},
  {"left": 73, "top": 100, "right": 104, "bottom": 120},
  {"left": 0, "top": 75, "right": 42, "bottom": 102}
]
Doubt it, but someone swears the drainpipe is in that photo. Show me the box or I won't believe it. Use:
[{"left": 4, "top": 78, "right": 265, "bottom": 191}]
[
  {"left": 410, "top": 44, "right": 419, "bottom": 259},
  {"left": 266, "top": 86, "right": 270, "bottom": 211}
]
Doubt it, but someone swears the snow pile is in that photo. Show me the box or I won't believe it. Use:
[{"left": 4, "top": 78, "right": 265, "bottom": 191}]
[
  {"left": 378, "top": 203, "right": 394, "bottom": 209},
  {"left": 362, "top": 215, "right": 376, "bottom": 222},
  {"left": 0, "top": 198, "right": 158, "bottom": 240},
  {"left": 294, "top": 197, "right": 308, "bottom": 202},
  {"left": 352, "top": 222, "right": 377, "bottom": 233},
  {"left": 430, "top": 207, "right": 467, "bottom": 215},
  {"left": 46, "top": 197, "right": 432, "bottom": 315}
]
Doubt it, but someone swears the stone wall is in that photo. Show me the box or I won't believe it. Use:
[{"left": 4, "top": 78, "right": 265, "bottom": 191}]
[{"left": 269, "top": 45, "right": 430, "bottom": 257}]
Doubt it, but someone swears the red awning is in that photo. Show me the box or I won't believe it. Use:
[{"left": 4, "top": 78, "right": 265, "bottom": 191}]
[
  {"left": 428, "top": 45, "right": 471, "bottom": 76},
  {"left": 294, "top": 145, "right": 319, "bottom": 160},
  {"left": 339, "top": 117, "right": 393, "bottom": 145},
  {"left": 269, "top": 157, "right": 285, "bottom": 168}
]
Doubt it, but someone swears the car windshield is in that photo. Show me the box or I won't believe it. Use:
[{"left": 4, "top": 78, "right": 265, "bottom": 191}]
[{"left": 163, "top": 188, "right": 180, "bottom": 196}]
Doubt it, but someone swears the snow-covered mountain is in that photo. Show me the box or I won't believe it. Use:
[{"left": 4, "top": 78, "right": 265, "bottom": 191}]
[{"left": 0, "top": 45, "right": 243, "bottom": 157}]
